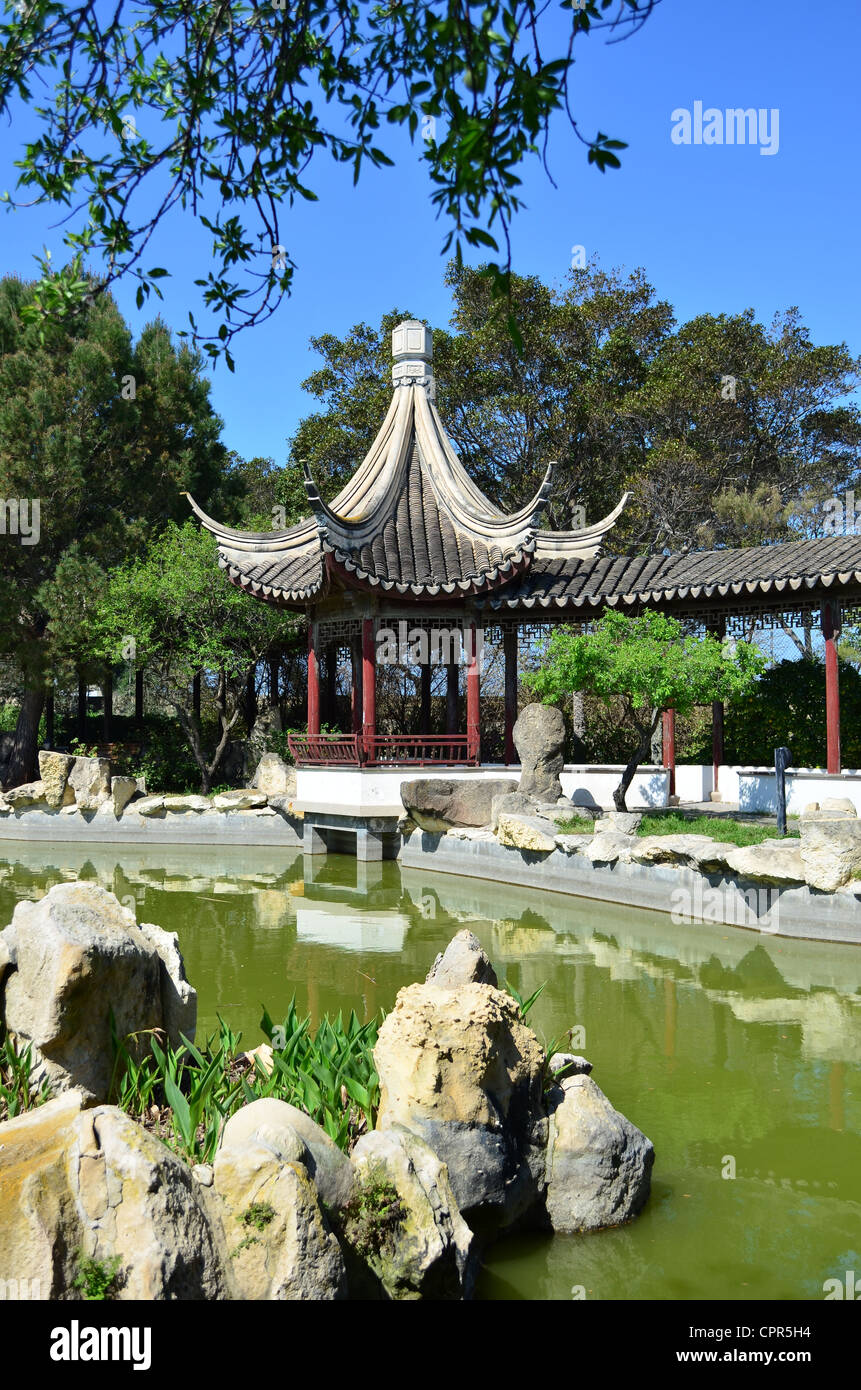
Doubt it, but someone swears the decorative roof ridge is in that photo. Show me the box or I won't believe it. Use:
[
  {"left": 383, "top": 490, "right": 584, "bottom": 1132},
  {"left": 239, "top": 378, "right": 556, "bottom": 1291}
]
[
  {"left": 184, "top": 492, "right": 318, "bottom": 554},
  {"left": 534, "top": 491, "right": 633, "bottom": 560}
]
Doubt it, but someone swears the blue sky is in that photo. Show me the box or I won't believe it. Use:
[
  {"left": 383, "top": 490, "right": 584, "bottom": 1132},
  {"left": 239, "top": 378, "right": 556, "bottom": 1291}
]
[{"left": 1, "top": 0, "right": 859, "bottom": 473}]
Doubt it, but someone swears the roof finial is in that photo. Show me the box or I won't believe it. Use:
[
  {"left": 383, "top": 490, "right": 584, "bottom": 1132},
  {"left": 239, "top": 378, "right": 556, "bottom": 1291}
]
[{"left": 391, "top": 319, "right": 434, "bottom": 395}]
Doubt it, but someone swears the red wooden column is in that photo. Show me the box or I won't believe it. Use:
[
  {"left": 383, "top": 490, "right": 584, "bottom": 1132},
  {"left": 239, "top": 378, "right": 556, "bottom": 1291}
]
[
  {"left": 822, "top": 600, "right": 842, "bottom": 774},
  {"left": 350, "top": 634, "right": 363, "bottom": 736},
  {"left": 362, "top": 617, "right": 376, "bottom": 754},
  {"left": 662, "top": 707, "right": 676, "bottom": 798},
  {"left": 307, "top": 621, "right": 320, "bottom": 737},
  {"left": 503, "top": 629, "right": 517, "bottom": 765},
  {"left": 466, "top": 624, "right": 480, "bottom": 763}
]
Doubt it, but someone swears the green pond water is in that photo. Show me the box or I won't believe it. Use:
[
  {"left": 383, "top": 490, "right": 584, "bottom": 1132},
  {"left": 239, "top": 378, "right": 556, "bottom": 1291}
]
[{"left": 2, "top": 839, "right": 861, "bottom": 1302}]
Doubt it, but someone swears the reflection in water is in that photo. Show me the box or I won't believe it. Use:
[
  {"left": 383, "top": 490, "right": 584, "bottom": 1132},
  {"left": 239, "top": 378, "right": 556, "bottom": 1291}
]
[{"left": 1, "top": 842, "right": 860, "bottom": 1301}]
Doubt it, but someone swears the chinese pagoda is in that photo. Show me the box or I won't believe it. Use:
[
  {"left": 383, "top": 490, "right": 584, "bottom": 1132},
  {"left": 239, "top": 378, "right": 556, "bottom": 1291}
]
[{"left": 190, "top": 320, "right": 861, "bottom": 784}]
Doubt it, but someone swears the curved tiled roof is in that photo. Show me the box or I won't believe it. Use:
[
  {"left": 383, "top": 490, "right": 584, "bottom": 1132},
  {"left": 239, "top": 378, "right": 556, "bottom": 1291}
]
[
  {"left": 481, "top": 534, "right": 861, "bottom": 613},
  {"left": 188, "top": 321, "right": 628, "bottom": 606}
]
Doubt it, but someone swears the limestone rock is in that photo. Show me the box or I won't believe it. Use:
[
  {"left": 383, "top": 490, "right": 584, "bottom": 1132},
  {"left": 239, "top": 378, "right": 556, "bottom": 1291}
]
[
  {"left": 132, "top": 794, "right": 165, "bottom": 817},
  {"left": 595, "top": 811, "right": 642, "bottom": 835},
  {"left": 491, "top": 790, "right": 537, "bottom": 832},
  {"left": 0, "top": 883, "right": 185, "bottom": 1100},
  {"left": 249, "top": 706, "right": 283, "bottom": 758},
  {"left": 374, "top": 980, "right": 546, "bottom": 1231},
  {"left": 582, "top": 831, "right": 636, "bottom": 866},
  {"left": 726, "top": 840, "right": 805, "bottom": 886},
  {"left": 496, "top": 813, "right": 557, "bottom": 853},
  {"left": 548, "top": 1053, "right": 593, "bottom": 1079},
  {"left": 631, "top": 834, "right": 736, "bottom": 873},
  {"left": 425, "top": 930, "right": 498, "bottom": 990},
  {"left": 252, "top": 752, "right": 296, "bottom": 797},
  {"left": 544, "top": 1074, "right": 654, "bottom": 1233},
  {"left": 162, "top": 794, "right": 211, "bottom": 812},
  {"left": 37, "top": 752, "right": 75, "bottom": 808},
  {"left": 212, "top": 1136, "right": 347, "bottom": 1300},
  {"left": 136, "top": 919, "right": 198, "bottom": 1045},
  {"left": 800, "top": 816, "right": 861, "bottom": 890},
  {"left": 68, "top": 756, "right": 111, "bottom": 810},
  {"left": 0, "top": 1094, "right": 226, "bottom": 1299},
  {"left": 513, "top": 703, "right": 565, "bottom": 802},
  {"left": 220, "top": 1098, "right": 354, "bottom": 1211},
  {"left": 553, "top": 833, "right": 593, "bottom": 855},
  {"left": 213, "top": 789, "right": 268, "bottom": 811},
  {"left": 112, "top": 776, "right": 139, "bottom": 815},
  {"left": 821, "top": 797, "right": 857, "bottom": 815},
  {"left": 349, "top": 1126, "right": 474, "bottom": 1299},
  {"left": 400, "top": 777, "right": 518, "bottom": 832},
  {"left": 5, "top": 780, "right": 50, "bottom": 808}
]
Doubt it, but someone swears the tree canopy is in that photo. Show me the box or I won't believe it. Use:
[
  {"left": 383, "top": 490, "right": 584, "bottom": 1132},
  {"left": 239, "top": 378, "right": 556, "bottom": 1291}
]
[
  {"left": 285, "top": 263, "right": 861, "bottom": 552},
  {"left": 0, "top": 0, "right": 660, "bottom": 361},
  {"left": 525, "top": 610, "right": 765, "bottom": 809}
]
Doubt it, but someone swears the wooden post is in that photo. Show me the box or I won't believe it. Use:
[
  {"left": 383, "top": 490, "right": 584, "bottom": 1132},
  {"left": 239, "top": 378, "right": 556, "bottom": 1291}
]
[
  {"left": 77, "top": 674, "right": 87, "bottom": 741},
  {"left": 446, "top": 663, "right": 458, "bottom": 736},
  {"left": 420, "top": 664, "right": 432, "bottom": 737},
  {"left": 192, "top": 671, "right": 201, "bottom": 720},
  {"left": 246, "top": 668, "right": 258, "bottom": 730},
  {"left": 466, "top": 624, "right": 480, "bottom": 763},
  {"left": 822, "top": 600, "right": 842, "bottom": 774},
  {"left": 504, "top": 630, "right": 517, "bottom": 765},
  {"left": 350, "top": 635, "right": 363, "bottom": 736},
  {"left": 662, "top": 707, "right": 676, "bottom": 798},
  {"left": 307, "top": 622, "right": 320, "bottom": 737},
  {"left": 135, "top": 669, "right": 144, "bottom": 723},
  {"left": 362, "top": 618, "right": 376, "bottom": 753},
  {"left": 45, "top": 686, "right": 54, "bottom": 748},
  {"left": 102, "top": 673, "right": 113, "bottom": 743}
]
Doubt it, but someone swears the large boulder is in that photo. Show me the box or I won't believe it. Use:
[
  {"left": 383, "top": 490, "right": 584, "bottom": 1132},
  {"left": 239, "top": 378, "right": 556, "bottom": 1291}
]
[
  {"left": 425, "top": 930, "right": 498, "bottom": 990},
  {"left": 514, "top": 703, "right": 566, "bottom": 802},
  {"left": 249, "top": 706, "right": 283, "bottom": 759},
  {"left": 800, "top": 816, "right": 861, "bottom": 891},
  {"left": 37, "top": 752, "right": 75, "bottom": 808},
  {"left": 111, "top": 775, "right": 139, "bottom": 815},
  {"left": 219, "top": 1098, "right": 354, "bottom": 1211},
  {"left": 0, "top": 882, "right": 197, "bottom": 1101},
  {"left": 496, "top": 813, "right": 557, "bottom": 853},
  {"left": 0, "top": 1093, "right": 227, "bottom": 1299},
  {"left": 251, "top": 752, "right": 296, "bottom": 798},
  {"left": 4, "top": 780, "right": 49, "bottom": 808},
  {"left": 374, "top": 979, "right": 546, "bottom": 1233},
  {"left": 348, "top": 1126, "right": 474, "bottom": 1299},
  {"left": 544, "top": 1074, "right": 654, "bottom": 1233},
  {"left": 400, "top": 777, "right": 518, "bottom": 831},
  {"left": 213, "top": 789, "right": 268, "bottom": 811},
  {"left": 68, "top": 756, "right": 111, "bottom": 810},
  {"left": 212, "top": 1116, "right": 347, "bottom": 1300}
]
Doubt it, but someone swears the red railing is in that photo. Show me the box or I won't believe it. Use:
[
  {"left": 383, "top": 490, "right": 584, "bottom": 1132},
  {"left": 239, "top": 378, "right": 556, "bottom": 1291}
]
[
  {"left": 363, "top": 735, "right": 476, "bottom": 767},
  {"left": 287, "top": 732, "right": 477, "bottom": 767},
  {"left": 287, "top": 733, "right": 362, "bottom": 766}
]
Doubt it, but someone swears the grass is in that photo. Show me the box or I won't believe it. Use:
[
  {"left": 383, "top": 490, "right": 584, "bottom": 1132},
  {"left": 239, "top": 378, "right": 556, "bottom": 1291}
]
[
  {"left": 636, "top": 813, "right": 790, "bottom": 846},
  {"left": 554, "top": 815, "right": 598, "bottom": 834}
]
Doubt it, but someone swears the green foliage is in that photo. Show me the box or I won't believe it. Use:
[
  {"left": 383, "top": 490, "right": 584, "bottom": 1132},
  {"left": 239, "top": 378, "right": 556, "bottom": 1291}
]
[
  {"left": 527, "top": 610, "right": 765, "bottom": 716},
  {"left": 134, "top": 714, "right": 218, "bottom": 794},
  {"left": 111, "top": 1005, "right": 380, "bottom": 1164},
  {"left": 339, "top": 1179, "right": 407, "bottom": 1261},
  {"left": 257, "top": 1003, "right": 381, "bottom": 1149},
  {"left": 72, "top": 1252, "right": 122, "bottom": 1302},
  {"left": 0, "top": 1033, "right": 52, "bottom": 1121},
  {"left": 724, "top": 657, "right": 861, "bottom": 769},
  {"left": 242, "top": 1203, "right": 276, "bottom": 1233},
  {"left": 637, "top": 814, "right": 786, "bottom": 847},
  {"left": 0, "top": 3, "right": 659, "bottom": 358},
  {"left": 554, "top": 814, "right": 598, "bottom": 834},
  {"left": 525, "top": 609, "right": 764, "bottom": 811}
]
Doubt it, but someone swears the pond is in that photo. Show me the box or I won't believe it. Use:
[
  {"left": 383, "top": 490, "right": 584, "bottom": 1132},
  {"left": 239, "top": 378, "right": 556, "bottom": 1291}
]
[{"left": 2, "top": 839, "right": 860, "bottom": 1302}]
